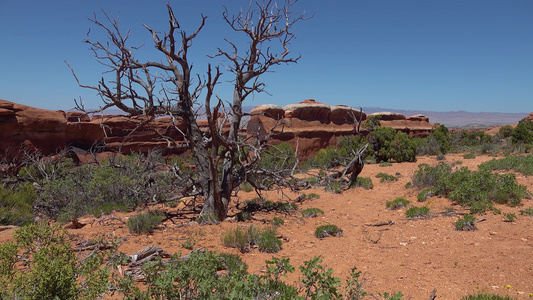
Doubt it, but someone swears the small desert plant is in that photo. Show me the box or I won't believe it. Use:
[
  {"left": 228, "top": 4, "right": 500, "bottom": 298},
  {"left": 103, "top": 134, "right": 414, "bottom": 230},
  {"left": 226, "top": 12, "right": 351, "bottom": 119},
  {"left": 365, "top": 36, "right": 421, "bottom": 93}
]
[
  {"left": 379, "top": 162, "right": 393, "bottom": 167},
  {"left": 463, "top": 153, "right": 476, "bottom": 159},
  {"left": 239, "top": 182, "right": 254, "bottom": 192},
  {"left": 315, "top": 224, "right": 343, "bottom": 238},
  {"left": 197, "top": 213, "right": 220, "bottom": 225},
  {"left": 325, "top": 181, "right": 343, "bottom": 193},
  {"left": 503, "top": 212, "right": 517, "bottom": 222},
  {"left": 222, "top": 225, "right": 282, "bottom": 253},
  {"left": 461, "top": 293, "right": 515, "bottom": 300},
  {"left": 454, "top": 214, "right": 477, "bottom": 231},
  {"left": 236, "top": 211, "right": 253, "bottom": 222},
  {"left": 0, "top": 224, "right": 111, "bottom": 299},
  {"left": 404, "top": 182, "right": 412, "bottom": 189},
  {"left": 0, "top": 183, "right": 36, "bottom": 226},
  {"left": 386, "top": 197, "right": 410, "bottom": 210},
  {"left": 272, "top": 217, "right": 285, "bottom": 226},
  {"left": 376, "top": 173, "right": 398, "bottom": 182},
  {"left": 257, "top": 227, "right": 283, "bottom": 253},
  {"left": 302, "top": 193, "right": 321, "bottom": 200},
  {"left": 519, "top": 208, "right": 533, "bottom": 217},
  {"left": 405, "top": 206, "right": 430, "bottom": 218},
  {"left": 302, "top": 208, "right": 325, "bottom": 218},
  {"left": 277, "top": 202, "right": 298, "bottom": 212},
  {"left": 351, "top": 177, "right": 374, "bottom": 189},
  {"left": 417, "top": 188, "right": 435, "bottom": 202},
  {"left": 181, "top": 238, "right": 196, "bottom": 250},
  {"left": 127, "top": 211, "right": 163, "bottom": 234}
]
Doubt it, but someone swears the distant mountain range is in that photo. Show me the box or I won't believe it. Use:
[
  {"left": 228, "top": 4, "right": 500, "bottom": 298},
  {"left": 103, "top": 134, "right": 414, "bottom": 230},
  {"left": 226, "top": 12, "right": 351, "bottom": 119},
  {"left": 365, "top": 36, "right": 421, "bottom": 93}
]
[{"left": 361, "top": 107, "right": 529, "bottom": 129}]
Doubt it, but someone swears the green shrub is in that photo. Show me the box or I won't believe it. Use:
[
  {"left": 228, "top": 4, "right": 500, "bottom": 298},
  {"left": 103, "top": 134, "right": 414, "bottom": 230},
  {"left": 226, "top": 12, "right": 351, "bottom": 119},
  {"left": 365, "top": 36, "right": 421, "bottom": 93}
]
[
  {"left": 370, "top": 127, "right": 417, "bottom": 163},
  {"left": 376, "top": 172, "right": 398, "bottom": 182},
  {"left": 463, "top": 153, "right": 476, "bottom": 159},
  {"left": 417, "top": 188, "right": 435, "bottom": 202},
  {"left": 405, "top": 206, "right": 430, "bottom": 218},
  {"left": 519, "top": 208, "right": 533, "bottom": 216},
  {"left": 454, "top": 214, "right": 477, "bottom": 231},
  {"left": 412, "top": 162, "right": 528, "bottom": 214},
  {"left": 272, "top": 217, "right": 284, "bottom": 226},
  {"left": 197, "top": 213, "right": 220, "bottom": 225},
  {"left": 181, "top": 238, "right": 196, "bottom": 250},
  {"left": 303, "top": 193, "right": 321, "bottom": 200},
  {"left": 0, "top": 224, "right": 110, "bottom": 299},
  {"left": 379, "top": 162, "right": 393, "bottom": 167},
  {"left": 461, "top": 293, "right": 515, "bottom": 300},
  {"left": 26, "top": 152, "right": 178, "bottom": 221},
  {"left": 386, "top": 198, "right": 410, "bottom": 210},
  {"left": 257, "top": 227, "right": 283, "bottom": 253},
  {"left": 240, "top": 182, "right": 254, "bottom": 192},
  {"left": 0, "top": 183, "right": 36, "bottom": 226},
  {"left": 511, "top": 119, "right": 533, "bottom": 145},
  {"left": 325, "top": 181, "right": 343, "bottom": 193},
  {"left": 127, "top": 211, "right": 163, "bottom": 234},
  {"left": 299, "top": 256, "right": 341, "bottom": 299},
  {"left": 277, "top": 202, "right": 298, "bottom": 212},
  {"left": 302, "top": 208, "right": 325, "bottom": 218},
  {"left": 351, "top": 177, "right": 374, "bottom": 189},
  {"left": 315, "top": 224, "right": 343, "bottom": 238},
  {"left": 480, "top": 155, "right": 533, "bottom": 175},
  {"left": 503, "top": 212, "right": 517, "bottom": 222},
  {"left": 222, "top": 225, "right": 282, "bottom": 253},
  {"left": 236, "top": 211, "right": 253, "bottom": 222},
  {"left": 498, "top": 125, "right": 514, "bottom": 139}
]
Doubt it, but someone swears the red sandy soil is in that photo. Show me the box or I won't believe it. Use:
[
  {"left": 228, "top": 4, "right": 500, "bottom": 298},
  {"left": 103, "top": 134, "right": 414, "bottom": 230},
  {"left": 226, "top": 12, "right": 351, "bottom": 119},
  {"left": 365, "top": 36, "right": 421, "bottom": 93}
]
[{"left": 1, "top": 154, "right": 532, "bottom": 299}]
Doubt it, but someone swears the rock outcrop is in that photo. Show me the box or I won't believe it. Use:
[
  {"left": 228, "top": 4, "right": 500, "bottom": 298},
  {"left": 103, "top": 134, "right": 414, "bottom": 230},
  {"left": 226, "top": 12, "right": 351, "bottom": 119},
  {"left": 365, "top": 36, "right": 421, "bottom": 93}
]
[
  {"left": 0, "top": 99, "right": 188, "bottom": 159},
  {"left": 1, "top": 99, "right": 433, "bottom": 161},
  {"left": 248, "top": 100, "right": 433, "bottom": 159}
]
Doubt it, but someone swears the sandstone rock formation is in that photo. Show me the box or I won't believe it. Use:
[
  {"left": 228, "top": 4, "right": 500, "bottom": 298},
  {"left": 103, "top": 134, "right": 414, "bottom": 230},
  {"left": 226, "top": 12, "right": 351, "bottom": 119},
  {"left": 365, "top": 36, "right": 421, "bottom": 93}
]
[
  {"left": 0, "top": 99, "right": 188, "bottom": 160},
  {"left": 248, "top": 100, "right": 433, "bottom": 159},
  {"left": 1, "top": 99, "right": 433, "bottom": 161}
]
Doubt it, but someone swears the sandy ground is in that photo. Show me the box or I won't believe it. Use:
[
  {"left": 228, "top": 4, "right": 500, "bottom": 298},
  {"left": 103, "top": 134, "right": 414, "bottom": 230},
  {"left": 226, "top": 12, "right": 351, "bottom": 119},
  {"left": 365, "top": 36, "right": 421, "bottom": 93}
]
[{"left": 1, "top": 153, "right": 532, "bottom": 299}]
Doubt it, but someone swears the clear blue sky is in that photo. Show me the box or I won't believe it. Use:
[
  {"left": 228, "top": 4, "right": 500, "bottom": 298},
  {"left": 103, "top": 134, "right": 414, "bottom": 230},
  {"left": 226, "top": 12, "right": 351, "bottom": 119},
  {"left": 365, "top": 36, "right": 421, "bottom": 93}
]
[{"left": 1, "top": 0, "right": 532, "bottom": 113}]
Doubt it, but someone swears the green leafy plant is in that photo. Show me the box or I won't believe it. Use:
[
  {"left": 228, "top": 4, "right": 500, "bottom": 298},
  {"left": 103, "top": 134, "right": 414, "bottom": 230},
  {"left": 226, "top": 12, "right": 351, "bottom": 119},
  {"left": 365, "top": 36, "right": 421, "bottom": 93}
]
[
  {"left": 181, "top": 238, "right": 196, "bottom": 250},
  {"left": 302, "top": 208, "right": 325, "bottom": 218},
  {"left": 461, "top": 293, "right": 515, "bottom": 300},
  {"left": 127, "top": 211, "right": 163, "bottom": 234},
  {"left": 405, "top": 206, "right": 430, "bottom": 218},
  {"left": 272, "top": 217, "right": 284, "bottom": 226},
  {"left": 197, "top": 213, "right": 220, "bottom": 225},
  {"left": 417, "top": 188, "right": 435, "bottom": 202},
  {"left": 0, "top": 224, "right": 110, "bottom": 299},
  {"left": 222, "top": 225, "right": 282, "bottom": 253},
  {"left": 325, "top": 181, "right": 343, "bottom": 193},
  {"left": 302, "top": 193, "right": 321, "bottom": 200},
  {"left": 351, "top": 177, "right": 374, "bottom": 190},
  {"left": 386, "top": 197, "right": 410, "bottom": 210},
  {"left": 454, "top": 214, "right": 477, "bottom": 231},
  {"left": 257, "top": 227, "right": 283, "bottom": 253},
  {"left": 519, "top": 208, "right": 533, "bottom": 217},
  {"left": 299, "top": 256, "right": 341, "bottom": 299},
  {"left": 0, "top": 183, "right": 36, "bottom": 226},
  {"left": 370, "top": 127, "right": 417, "bottom": 163},
  {"left": 503, "top": 212, "right": 517, "bottom": 222},
  {"left": 379, "top": 162, "right": 393, "bottom": 167},
  {"left": 236, "top": 211, "right": 253, "bottom": 222},
  {"left": 376, "top": 172, "right": 398, "bottom": 182},
  {"left": 315, "top": 224, "right": 343, "bottom": 238},
  {"left": 463, "top": 153, "right": 476, "bottom": 159}
]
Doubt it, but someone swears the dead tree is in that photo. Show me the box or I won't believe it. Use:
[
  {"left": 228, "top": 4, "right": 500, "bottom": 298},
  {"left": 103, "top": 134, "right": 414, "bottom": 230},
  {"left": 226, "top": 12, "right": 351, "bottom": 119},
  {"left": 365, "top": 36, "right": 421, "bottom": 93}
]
[{"left": 67, "top": 1, "right": 307, "bottom": 221}]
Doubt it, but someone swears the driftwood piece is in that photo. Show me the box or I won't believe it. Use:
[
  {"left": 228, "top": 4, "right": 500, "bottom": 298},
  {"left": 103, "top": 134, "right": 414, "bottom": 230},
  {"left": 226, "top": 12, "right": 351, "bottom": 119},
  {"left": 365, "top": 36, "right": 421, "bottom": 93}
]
[
  {"left": 365, "top": 220, "right": 394, "bottom": 227},
  {"left": 0, "top": 225, "right": 18, "bottom": 232},
  {"left": 428, "top": 288, "right": 437, "bottom": 300},
  {"left": 72, "top": 239, "right": 115, "bottom": 251}
]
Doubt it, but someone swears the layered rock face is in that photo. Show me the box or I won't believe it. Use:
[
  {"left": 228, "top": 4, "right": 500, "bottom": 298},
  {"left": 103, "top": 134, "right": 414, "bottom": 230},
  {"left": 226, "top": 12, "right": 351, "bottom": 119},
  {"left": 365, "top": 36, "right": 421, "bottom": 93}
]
[
  {"left": 0, "top": 99, "right": 188, "bottom": 159},
  {"left": 1, "top": 99, "right": 433, "bottom": 161},
  {"left": 248, "top": 100, "right": 433, "bottom": 159}
]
